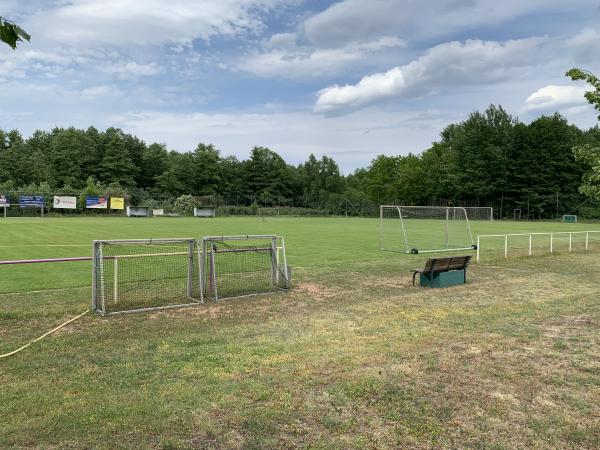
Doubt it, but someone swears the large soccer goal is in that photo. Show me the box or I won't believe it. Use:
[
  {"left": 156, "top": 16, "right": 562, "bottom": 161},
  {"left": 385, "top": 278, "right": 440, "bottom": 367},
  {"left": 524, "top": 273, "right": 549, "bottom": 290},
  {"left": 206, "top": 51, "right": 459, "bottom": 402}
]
[
  {"left": 380, "top": 206, "right": 477, "bottom": 254},
  {"left": 200, "top": 235, "right": 289, "bottom": 301},
  {"left": 92, "top": 238, "right": 200, "bottom": 314}
]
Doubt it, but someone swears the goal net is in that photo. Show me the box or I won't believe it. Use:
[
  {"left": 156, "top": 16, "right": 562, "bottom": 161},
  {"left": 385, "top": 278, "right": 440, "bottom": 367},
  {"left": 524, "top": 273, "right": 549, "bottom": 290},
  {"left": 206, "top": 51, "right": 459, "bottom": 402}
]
[
  {"left": 380, "top": 206, "right": 476, "bottom": 254},
  {"left": 200, "top": 235, "right": 289, "bottom": 301},
  {"left": 463, "top": 207, "right": 493, "bottom": 221},
  {"left": 92, "top": 239, "right": 200, "bottom": 314}
]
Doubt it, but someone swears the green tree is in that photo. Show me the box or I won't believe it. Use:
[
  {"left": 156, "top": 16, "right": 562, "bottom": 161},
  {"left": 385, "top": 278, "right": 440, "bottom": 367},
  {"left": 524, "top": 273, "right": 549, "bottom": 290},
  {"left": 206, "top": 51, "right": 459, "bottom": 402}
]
[
  {"left": 156, "top": 152, "right": 194, "bottom": 197},
  {"left": 138, "top": 143, "right": 169, "bottom": 190},
  {"left": 50, "top": 127, "right": 98, "bottom": 188},
  {"left": 191, "top": 143, "right": 221, "bottom": 194},
  {"left": 364, "top": 155, "right": 403, "bottom": 203},
  {"left": 244, "top": 147, "right": 291, "bottom": 205},
  {"left": 441, "top": 105, "right": 514, "bottom": 206},
  {"left": 566, "top": 69, "right": 600, "bottom": 201},
  {"left": 0, "top": 16, "right": 30, "bottom": 49},
  {"left": 218, "top": 156, "right": 245, "bottom": 202},
  {"left": 566, "top": 68, "right": 600, "bottom": 119},
  {"left": 98, "top": 134, "right": 138, "bottom": 188}
]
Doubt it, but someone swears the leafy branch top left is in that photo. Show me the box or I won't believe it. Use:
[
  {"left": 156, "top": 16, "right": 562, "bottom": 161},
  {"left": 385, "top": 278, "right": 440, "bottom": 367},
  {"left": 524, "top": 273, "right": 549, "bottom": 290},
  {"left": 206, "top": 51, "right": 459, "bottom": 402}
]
[{"left": 0, "top": 16, "right": 31, "bottom": 50}]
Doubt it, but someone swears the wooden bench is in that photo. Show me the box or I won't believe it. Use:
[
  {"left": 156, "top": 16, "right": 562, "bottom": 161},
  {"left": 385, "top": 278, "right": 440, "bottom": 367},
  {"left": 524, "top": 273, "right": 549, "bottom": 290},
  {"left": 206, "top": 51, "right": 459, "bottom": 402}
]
[{"left": 411, "top": 255, "right": 471, "bottom": 288}]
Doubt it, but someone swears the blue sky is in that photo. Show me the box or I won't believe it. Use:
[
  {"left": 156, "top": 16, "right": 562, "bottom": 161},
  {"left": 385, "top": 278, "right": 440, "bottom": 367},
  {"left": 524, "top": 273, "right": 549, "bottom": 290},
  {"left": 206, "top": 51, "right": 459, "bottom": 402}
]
[{"left": 1, "top": 0, "right": 600, "bottom": 172}]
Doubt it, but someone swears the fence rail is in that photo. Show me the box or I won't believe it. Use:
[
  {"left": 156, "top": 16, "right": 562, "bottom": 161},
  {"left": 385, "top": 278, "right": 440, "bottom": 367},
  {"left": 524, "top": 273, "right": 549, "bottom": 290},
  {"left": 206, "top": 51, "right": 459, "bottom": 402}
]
[{"left": 476, "top": 231, "right": 600, "bottom": 261}]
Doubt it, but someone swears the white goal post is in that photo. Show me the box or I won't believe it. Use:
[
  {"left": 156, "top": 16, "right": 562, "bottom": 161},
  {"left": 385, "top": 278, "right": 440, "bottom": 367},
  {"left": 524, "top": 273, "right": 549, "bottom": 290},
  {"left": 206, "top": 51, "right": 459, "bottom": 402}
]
[{"left": 380, "top": 205, "right": 477, "bottom": 254}]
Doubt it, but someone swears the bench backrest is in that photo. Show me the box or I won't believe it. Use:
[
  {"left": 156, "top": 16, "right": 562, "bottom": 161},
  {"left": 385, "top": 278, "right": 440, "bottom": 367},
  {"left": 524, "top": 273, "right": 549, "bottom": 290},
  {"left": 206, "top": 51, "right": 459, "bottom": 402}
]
[{"left": 423, "top": 255, "right": 471, "bottom": 272}]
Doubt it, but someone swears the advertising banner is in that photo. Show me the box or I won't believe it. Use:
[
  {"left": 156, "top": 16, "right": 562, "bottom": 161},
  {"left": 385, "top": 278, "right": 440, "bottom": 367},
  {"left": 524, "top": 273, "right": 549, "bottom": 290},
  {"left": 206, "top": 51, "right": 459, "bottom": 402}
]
[
  {"left": 0, "top": 195, "right": 9, "bottom": 207},
  {"left": 152, "top": 208, "right": 164, "bottom": 216},
  {"left": 110, "top": 197, "right": 124, "bottom": 210},
  {"left": 19, "top": 195, "right": 44, "bottom": 207},
  {"left": 86, "top": 196, "right": 108, "bottom": 209},
  {"left": 53, "top": 196, "right": 77, "bottom": 209}
]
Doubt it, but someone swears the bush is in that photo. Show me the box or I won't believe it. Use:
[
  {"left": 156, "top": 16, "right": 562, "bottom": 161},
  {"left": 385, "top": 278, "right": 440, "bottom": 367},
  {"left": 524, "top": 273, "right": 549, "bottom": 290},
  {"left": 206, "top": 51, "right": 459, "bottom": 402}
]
[{"left": 174, "top": 194, "right": 196, "bottom": 215}]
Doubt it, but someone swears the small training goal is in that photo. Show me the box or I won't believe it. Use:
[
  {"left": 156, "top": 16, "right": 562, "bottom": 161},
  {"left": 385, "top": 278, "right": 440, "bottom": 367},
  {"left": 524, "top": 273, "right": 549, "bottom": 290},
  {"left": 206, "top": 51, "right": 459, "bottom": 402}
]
[
  {"left": 92, "top": 235, "right": 290, "bottom": 314},
  {"left": 380, "top": 205, "right": 477, "bottom": 254},
  {"left": 200, "top": 235, "right": 289, "bottom": 301},
  {"left": 92, "top": 238, "right": 199, "bottom": 314}
]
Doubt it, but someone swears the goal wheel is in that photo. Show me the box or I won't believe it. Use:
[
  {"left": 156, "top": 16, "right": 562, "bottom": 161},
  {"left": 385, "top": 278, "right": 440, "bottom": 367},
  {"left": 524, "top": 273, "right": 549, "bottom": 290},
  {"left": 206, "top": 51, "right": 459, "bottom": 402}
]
[
  {"left": 410, "top": 248, "right": 419, "bottom": 254},
  {"left": 471, "top": 244, "right": 478, "bottom": 250}
]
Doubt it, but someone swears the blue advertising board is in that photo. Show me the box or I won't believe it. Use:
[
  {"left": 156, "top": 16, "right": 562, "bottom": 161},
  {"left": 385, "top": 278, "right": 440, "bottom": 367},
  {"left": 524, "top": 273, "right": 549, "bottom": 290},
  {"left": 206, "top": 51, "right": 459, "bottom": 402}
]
[
  {"left": 19, "top": 195, "right": 44, "bottom": 207},
  {"left": 86, "top": 196, "right": 108, "bottom": 209}
]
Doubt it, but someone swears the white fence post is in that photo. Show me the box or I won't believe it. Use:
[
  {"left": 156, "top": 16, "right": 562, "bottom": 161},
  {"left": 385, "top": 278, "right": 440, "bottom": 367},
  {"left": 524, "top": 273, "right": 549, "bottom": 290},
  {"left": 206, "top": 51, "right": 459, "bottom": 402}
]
[
  {"left": 528, "top": 234, "right": 532, "bottom": 256},
  {"left": 586, "top": 232, "right": 589, "bottom": 251},
  {"left": 550, "top": 234, "right": 553, "bottom": 254},
  {"left": 113, "top": 258, "right": 119, "bottom": 304},
  {"left": 569, "top": 233, "right": 572, "bottom": 252},
  {"left": 504, "top": 235, "right": 508, "bottom": 259}
]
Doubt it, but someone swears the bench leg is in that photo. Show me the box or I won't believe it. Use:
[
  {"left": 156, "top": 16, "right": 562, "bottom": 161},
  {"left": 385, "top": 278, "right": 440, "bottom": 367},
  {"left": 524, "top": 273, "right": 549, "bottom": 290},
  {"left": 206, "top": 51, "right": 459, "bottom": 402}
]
[{"left": 412, "top": 272, "right": 418, "bottom": 286}]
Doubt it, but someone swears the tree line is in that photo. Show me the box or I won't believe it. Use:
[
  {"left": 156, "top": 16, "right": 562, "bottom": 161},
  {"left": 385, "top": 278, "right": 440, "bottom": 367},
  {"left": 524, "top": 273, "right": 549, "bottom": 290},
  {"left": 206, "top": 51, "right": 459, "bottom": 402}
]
[{"left": 1, "top": 105, "right": 599, "bottom": 218}]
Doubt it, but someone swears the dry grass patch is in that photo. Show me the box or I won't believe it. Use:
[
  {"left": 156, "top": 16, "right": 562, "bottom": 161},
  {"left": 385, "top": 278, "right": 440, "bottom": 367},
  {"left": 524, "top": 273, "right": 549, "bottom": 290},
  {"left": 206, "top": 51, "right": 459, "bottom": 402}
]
[{"left": 2, "top": 253, "right": 600, "bottom": 448}]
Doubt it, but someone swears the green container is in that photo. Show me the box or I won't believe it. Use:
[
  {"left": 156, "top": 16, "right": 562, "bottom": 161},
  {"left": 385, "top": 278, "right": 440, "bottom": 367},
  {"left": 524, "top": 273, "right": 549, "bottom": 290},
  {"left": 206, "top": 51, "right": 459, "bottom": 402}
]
[{"left": 420, "top": 269, "right": 466, "bottom": 288}]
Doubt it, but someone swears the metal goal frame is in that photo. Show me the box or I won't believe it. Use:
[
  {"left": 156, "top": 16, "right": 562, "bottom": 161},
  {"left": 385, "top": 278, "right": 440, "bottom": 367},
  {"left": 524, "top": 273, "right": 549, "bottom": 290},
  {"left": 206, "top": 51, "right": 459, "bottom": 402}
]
[
  {"left": 380, "top": 205, "right": 477, "bottom": 254},
  {"left": 200, "top": 235, "right": 289, "bottom": 302},
  {"left": 92, "top": 238, "right": 200, "bottom": 315}
]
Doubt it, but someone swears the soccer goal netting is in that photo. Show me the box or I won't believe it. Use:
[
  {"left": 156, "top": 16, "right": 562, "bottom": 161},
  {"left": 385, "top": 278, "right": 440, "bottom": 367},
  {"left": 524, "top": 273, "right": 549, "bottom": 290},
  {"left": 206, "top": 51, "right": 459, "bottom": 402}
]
[
  {"left": 200, "top": 235, "right": 290, "bottom": 301},
  {"left": 463, "top": 207, "right": 493, "bottom": 221},
  {"left": 380, "top": 206, "right": 477, "bottom": 254},
  {"left": 92, "top": 239, "right": 200, "bottom": 314}
]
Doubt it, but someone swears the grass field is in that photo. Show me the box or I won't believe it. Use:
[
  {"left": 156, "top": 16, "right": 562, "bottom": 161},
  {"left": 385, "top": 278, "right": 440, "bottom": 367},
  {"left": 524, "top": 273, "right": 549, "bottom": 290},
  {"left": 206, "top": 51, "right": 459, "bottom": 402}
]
[{"left": 2, "top": 216, "right": 600, "bottom": 448}]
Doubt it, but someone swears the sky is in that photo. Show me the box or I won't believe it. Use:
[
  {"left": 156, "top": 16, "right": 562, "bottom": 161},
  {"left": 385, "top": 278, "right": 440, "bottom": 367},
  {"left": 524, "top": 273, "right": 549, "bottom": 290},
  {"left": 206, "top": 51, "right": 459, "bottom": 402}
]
[{"left": 1, "top": 0, "right": 600, "bottom": 173}]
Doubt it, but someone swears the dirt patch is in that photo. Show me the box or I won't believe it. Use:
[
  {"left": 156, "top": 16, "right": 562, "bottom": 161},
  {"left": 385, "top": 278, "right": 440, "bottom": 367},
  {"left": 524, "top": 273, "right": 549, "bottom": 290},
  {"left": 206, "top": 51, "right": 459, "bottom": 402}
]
[
  {"left": 294, "top": 282, "right": 339, "bottom": 301},
  {"left": 145, "top": 304, "right": 227, "bottom": 320},
  {"left": 541, "top": 315, "right": 595, "bottom": 339},
  {"left": 376, "top": 277, "right": 412, "bottom": 289}
]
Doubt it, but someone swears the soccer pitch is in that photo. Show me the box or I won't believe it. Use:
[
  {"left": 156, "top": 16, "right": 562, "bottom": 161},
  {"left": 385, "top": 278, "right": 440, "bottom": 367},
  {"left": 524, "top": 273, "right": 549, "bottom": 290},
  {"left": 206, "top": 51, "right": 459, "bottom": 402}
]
[{"left": 2, "top": 216, "right": 600, "bottom": 448}]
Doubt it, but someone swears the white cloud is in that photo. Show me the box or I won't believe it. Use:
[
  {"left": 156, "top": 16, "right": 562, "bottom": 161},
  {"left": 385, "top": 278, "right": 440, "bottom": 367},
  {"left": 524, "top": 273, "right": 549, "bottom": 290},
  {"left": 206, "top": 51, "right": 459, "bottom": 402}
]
[
  {"left": 523, "top": 85, "right": 588, "bottom": 112},
  {"left": 24, "top": 0, "right": 290, "bottom": 47},
  {"left": 314, "top": 37, "right": 549, "bottom": 115},
  {"left": 237, "top": 36, "right": 405, "bottom": 79},
  {"left": 303, "top": 0, "right": 596, "bottom": 47},
  {"left": 565, "top": 28, "right": 600, "bottom": 64},
  {"left": 81, "top": 85, "right": 121, "bottom": 99},
  {"left": 101, "top": 61, "right": 161, "bottom": 79},
  {"left": 264, "top": 32, "right": 298, "bottom": 50},
  {"left": 111, "top": 108, "right": 449, "bottom": 171}
]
